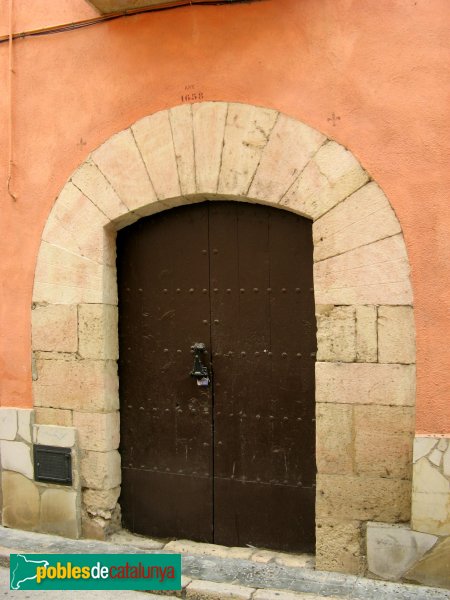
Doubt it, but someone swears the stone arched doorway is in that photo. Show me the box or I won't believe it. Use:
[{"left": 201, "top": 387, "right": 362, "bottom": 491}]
[{"left": 30, "top": 102, "right": 415, "bottom": 574}]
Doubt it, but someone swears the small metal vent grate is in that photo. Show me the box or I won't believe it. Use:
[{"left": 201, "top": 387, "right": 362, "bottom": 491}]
[{"left": 33, "top": 445, "right": 72, "bottom": 485}]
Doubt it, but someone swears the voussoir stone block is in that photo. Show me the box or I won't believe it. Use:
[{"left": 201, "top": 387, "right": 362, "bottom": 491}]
[
  {"left": 249, "top": 114, "right": 325, "bottom": 203},
  {"left": 378, "top": 306, "right": 416, "bottom": 364},
  {"left": 0, "top": 440, "right": 33, "bottom": 478},
  {"left": 316, "top": 362, "right": 416, "bottom": 406},
  {"left": 81, "top": 450, "right": 121, "bottom": 490},
  {"left": 314, "top": 235, "right": 412, "bottom": 305},
  {"left": 1, "top": 471, "right": 40, "bottom": 531},
  {"left": 169, "top": 104, "right": 196, "bottom": 196},
  {"left": 282, "top": 141, "right": 369, "bottom": 220},
  {"left": 91, "top": 128, "right": 158, "bottom": 215},
  {"left": 0, "top": 408, "right": 17, "bottom": 441},
  {"left": 33, "top": 242, "right": 117, "bottom": 305},
  {"left": 78, "top": 303, "right": 118, "bottom": 360},
  {"left": 42, "top": 182, "right": 114, "bottom": 266},
  {"left": 366, "top": 522, "right": 437, "bottom": 581},
  {"left": 317, "top": 473, "right": 411, "bottom": 522},
  {"left": 132, "top": 110, "right": 181, "bottom": 201},
  {"left": 193, "top": 102, "right": 228, "bottom": 194},
  {"left": 40, "top": 488, "right": 80, "bottom": 538},
  {"left": 354, "top": 406, "right": 414, "bottom": 479},
  {"left": 316, "top": 305, "right": 356, "bottom": 362},
  {"left": 313, "top": 182, "right": 400, "bottom": 261},
  {"left": 218, "top": 103, "right": 278, "bottom": 197},
  {"left": 71, "top": 158, "right": 132, "bottom": 223},
  {"left": 73, "top": 411, "right": 119, "bottom": 451},
  {"left": 33, "top": 358, "right": 118, "bottom": 412},
  {"left": 316, "top": 403, "right": 353, "bottom": 474},
  {"left": 316, "top": 518, "right": 363, "bottom": 575},
  {"left": 32, "top": 304, "right": 78, "bottom": 353}
]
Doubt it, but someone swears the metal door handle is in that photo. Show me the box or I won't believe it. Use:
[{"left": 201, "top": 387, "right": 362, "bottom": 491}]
[{"left": 190, "top": 343, "right": 209, "bottom": 380}]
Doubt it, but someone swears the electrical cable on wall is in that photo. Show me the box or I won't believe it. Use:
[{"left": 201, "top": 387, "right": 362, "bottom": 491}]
[
  {"left": 7, "top": 0, "right": 16, "bottom": 201},
  {"left": 0, "top": 0, "right": 257, "bottom": 45},
  {"left": 1, "top": 0, "right": 257, "bottom": 201}
]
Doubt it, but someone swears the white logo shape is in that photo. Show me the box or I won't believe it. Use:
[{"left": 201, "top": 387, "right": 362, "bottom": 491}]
[{"left": 10, "top": 554, "right": 50, "bottom": 590}]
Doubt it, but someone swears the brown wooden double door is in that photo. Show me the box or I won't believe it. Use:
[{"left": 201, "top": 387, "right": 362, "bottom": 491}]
[{"left": 117, "top": 202, "right": 316, "bottom": 552}]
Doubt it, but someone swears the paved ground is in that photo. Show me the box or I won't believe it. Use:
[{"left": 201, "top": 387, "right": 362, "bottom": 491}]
[
  {"left": 0, "top": 567, "right": 176, "bottom": 599},
  {"left": 0, "top": 527, "right": 448, "bottom": 599}
]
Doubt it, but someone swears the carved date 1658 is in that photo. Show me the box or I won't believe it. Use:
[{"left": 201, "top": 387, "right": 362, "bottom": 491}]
[{"left": 181, "top": 84, "right": 204, "bottom": 103}]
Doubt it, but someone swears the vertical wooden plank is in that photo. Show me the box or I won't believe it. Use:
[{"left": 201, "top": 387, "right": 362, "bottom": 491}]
[
  {"left": 117, "top": 203, "right": 213, "bottom": 542},
  {"left": 211, "top": 202, "right": 316, "bottom": 552}
]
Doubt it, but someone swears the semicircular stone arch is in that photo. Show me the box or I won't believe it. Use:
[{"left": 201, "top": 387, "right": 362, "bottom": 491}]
[{"left": 31, "top": 102, "right": 416, "bottom": 573}]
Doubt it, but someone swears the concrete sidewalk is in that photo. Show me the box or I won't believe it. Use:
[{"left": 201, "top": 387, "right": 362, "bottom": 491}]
[
  {"left": 0, "top": 566, "right": 177, "bottom": 599},
  {"left": 0, "top": 526, "right": 448, "bottom": 600}
]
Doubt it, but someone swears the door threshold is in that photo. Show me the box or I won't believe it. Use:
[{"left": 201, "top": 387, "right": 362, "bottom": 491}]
[
  {"left": 108, "top": 529, "right": 315, "bottom": 570},
  {"left": 105, "top": 530, "right": 445, "bottom": 600}
]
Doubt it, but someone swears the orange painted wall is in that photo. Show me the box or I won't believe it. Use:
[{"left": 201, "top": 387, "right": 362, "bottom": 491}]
[{"left": 0, "top": 0, "right": 449, "bottom": 433}]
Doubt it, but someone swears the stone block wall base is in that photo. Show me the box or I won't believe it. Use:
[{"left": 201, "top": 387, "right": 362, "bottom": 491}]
[
  {"left": 367, "top": 522, "right": 450, "bottom": 589},
  {"left": 405, "top": 537, "right": 450, "bottom": 589},
  {"left": 81, "top": 504, "right": 121, "bottom": 541},
  {"left": 0, "top": 408, "right": 81, "bottom": 539},
  {"left": 2, "top": 471, "right": 40, "bottom": 532},
  {"left": 412, "top": 435, "right": 450, "bottom": 536},
  {"left": 1, "top": 468, "right": 81, "bottom": 539},
  {"left": 367, "top": 435, "right": 450, "bottom": 589},
  {"left": 315, "top": 518, "right": 366, "bottom": 575},
  {"left": 81, "top": 513, "right": 107, "bottom": 541}
]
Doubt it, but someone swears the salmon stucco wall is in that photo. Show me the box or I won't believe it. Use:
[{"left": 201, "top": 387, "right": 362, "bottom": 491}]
[{"left": 0, "top": 0, "right": 449, "bottom": 433}]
